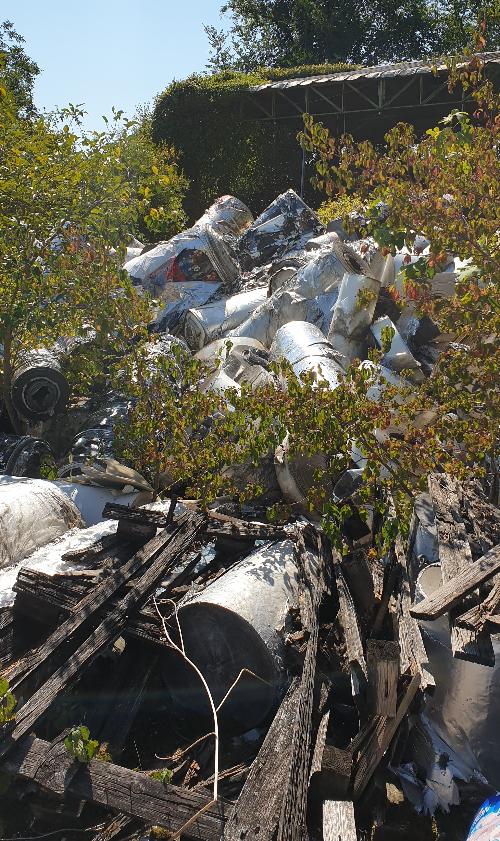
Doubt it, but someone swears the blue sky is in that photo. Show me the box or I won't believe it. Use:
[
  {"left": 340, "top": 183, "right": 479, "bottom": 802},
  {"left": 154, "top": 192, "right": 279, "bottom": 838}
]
[{"left": 3, "top": 0, "right": 227, "bottom": 130}]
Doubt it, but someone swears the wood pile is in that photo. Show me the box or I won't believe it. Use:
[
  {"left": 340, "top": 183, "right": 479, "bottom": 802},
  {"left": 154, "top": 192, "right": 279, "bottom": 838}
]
[{"left": 0, "top": 476, "right": 498, "bottom": 841}]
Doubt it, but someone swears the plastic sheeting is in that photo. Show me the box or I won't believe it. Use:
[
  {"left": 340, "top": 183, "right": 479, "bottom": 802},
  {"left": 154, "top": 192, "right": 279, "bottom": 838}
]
[
  {"left": 417, "top": 562, "right": 500, "bottom": 790},
  {"left": 124, "top": 196, "right": 249, "bottom": 298},
  {"left": 238, "top": 189, "right": 324, "bottom": 270},
  {"left": 54, "top": 480, "right": 139, "bottom": 526},
  {"left": 184, "top": 287, "right": 268, "bottom": 350},
  {"left": 327, "top": 272, "right": 381, "bottom": 364},
  {"left": 0, "top": 476, "right": 83, "bottom": 570},
  {"left": 270, "top": 321, "right": 344, "bottom": 390},
  {"left": 228, "top": 241, "right": 357, "bottom": 347}
]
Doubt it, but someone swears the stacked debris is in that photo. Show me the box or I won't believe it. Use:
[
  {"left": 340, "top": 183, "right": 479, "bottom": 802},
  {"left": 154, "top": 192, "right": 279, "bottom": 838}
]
[{"left": 0, "top": 190, "right": 498, "bottom": 841}]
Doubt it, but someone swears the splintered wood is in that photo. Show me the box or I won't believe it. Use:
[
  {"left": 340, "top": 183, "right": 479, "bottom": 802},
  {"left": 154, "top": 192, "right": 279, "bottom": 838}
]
[
  {"left": 428, "top": 474, "right": 495, "bottom": 665},
  {"left": 1, "top": 476, "right": 497, "bottom": 841}
]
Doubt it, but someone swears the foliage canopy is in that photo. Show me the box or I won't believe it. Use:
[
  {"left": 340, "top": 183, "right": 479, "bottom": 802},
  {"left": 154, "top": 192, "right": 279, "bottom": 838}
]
[
  {"left": 0, "top": 86, "right": 187, "bottom": 431},
  {"left": 206, "top": 0, "right": 499, "bottom": 71}
]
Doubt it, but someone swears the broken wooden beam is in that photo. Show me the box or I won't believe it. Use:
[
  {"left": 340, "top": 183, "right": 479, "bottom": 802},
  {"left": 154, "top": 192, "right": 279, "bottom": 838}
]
[
  {"left": 366, "top": 640, "right": 399, "bottom": 717},
  {"left": 7, "top": 512, "right": 203, "bottom": 696},
  {"left": 323, "top": 799, "right": 357, "bottom": 841},
  {"left": 1, "top": 734, "right": 226, "bottom": 841},
  {"left": 101, "top": 502, "right": 168, "bottom": 527},
  {"left": 455, "top": 575, "right": 500, "bottom": 631},
  {"left": 0, "top": 514, "right": 205, "bottom": 758},
  {"left": 224, "top": 678, "right": 301, "bottom": 841},
  {"left": 352, "top": 673, "right": 421, "bottom": 799},
  {"left": 333, "top": 561, "right": 367, "bottom": 683},
  {"left": 428, "top": 473, "right": 494, "bottom": 666},
  {"left": 393, "top": 535, "right": 435, "bottom": 692},
  {"left": 411, "top": 544, "right": 500, "bottom": 621},
  {"left": 341, "top": 549, "right": 375, "bottom": 616},
  {"left": 277, "top": 534, "right": 326, "bottom": 841}
]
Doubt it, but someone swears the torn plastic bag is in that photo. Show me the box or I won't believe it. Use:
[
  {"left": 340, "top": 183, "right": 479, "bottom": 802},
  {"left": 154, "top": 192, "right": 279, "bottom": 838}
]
[
  {"left": 124, "top": 196, "right": 245, "bottom": 297},
  {"left": 150, "top": 280, "right": 222, "bottom": 333},
  {"left": 183, "top": 287, "right": 268, "bottom": 350},
  {"left": 327, "top": 271, "right": 382, "bottom": 364},
  {"left": 229, "top": 240, "right": 363, "bottom": 348},
  {"left": 0, "top": 476, "right": 83, "bottom": 569},
  {"left": 11, "top": 348, "right": 70, "bottom": 422},
  {"left": 416, "top": 562, "right": 500, "bottom": 789},
  {"left": 0, "top": 434, "right": 56, "bottom": 479},
  {"left": 163, "top": 539, "right": 299, "bottom": 731},
  {"left": 238, "top": 189, "right": 324, "bottom": 270}
]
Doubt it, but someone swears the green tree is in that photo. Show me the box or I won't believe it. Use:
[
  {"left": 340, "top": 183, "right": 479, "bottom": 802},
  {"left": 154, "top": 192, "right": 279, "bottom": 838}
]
[
  {"left": 207, "top": 0, "right": 498, "bottom": 70},
  {"left": 113, "top": 342, "right": 280, "bottom": 501},
  {"left": 0, "top": 21, "right": 40, "bottom": 116},
  {"left": 114, "top": 116, "right": 188, "bottom": 242},
  {"left": 293, "top": 44, "right": 499, "bottom": 523},
  {"left": 0, "top": 85, "right": 188, "bottom": 432}
]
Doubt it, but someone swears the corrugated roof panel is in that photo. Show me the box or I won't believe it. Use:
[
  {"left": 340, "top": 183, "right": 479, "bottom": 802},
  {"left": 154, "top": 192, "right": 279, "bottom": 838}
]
[{"left": 250, "top": 52, "right": 500, "bottom": 91}]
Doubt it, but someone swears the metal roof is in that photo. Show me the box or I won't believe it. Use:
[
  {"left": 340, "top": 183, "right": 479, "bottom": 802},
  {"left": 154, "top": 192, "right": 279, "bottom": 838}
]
[{"left": 250, "top": 51, "right": 500, "bottom": 91}]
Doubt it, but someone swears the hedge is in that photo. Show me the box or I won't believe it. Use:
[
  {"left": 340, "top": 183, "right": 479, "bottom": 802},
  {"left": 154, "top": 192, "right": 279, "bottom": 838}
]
[{"left": 151, "top": 64, "right": 357, "bottom": 221}]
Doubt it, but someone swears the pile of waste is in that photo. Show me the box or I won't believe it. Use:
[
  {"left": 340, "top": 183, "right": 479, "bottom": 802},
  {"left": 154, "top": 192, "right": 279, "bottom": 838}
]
[{"left": 0, "top": 190, "right": 498, "bottom": 841}]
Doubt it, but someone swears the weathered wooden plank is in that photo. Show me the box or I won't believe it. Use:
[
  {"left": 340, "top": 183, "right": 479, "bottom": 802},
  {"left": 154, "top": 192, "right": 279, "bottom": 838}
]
[
  {"left": 341, "top": 549, "right": 375, "bottom": 615},
  {"left": 0, "top": 607, "right": 14, "bottom": 670},
  {"left": 61, "top": 533, "right": 121, "bottom": 564},
  {"left": 1, "top": 735, "right": 226, "bottom": 841},
  {"left": 410, "top": 545, "right": 500, "bottom": 620},
  {"left": 102, "top": 502, "right": 168, "bottom": 527},
  {"left": 394, "top": 536, "right": 435, "bottom": 691},
  {"left": 323, "top": 799, "right": 357, "bottom": 841},
  {"left": 0, "top": 515, "right": 205, "bottom": 757},
  {"left": 8, "top": 513, "right": 201, "bottom": 697},
  {"left": 455, "top": 575, "right": 500, "bottom": 631},
  {"left": 352, "top": 674, "right": 421, "bottom": 799},
  {"left": 7, "top": 527, "right": 174, "bottom": 691},
  {"left": 224, "top": 678, "right": 301, "bottom": 841},
  {"left": 276, "top": 534, "right": 325, "bottom": 841},
  {"left": 333, "top": 562, "right": 367, "bottom": 679},
  {"left": 428, "top": 474, "right": 494, "bottom": 665},
  {"left": 366, "top": 640, "right": 399, "bottom": 717}
]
